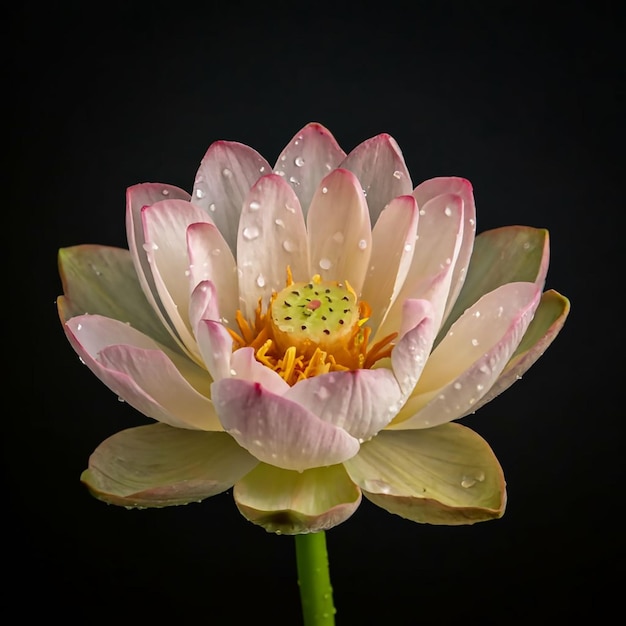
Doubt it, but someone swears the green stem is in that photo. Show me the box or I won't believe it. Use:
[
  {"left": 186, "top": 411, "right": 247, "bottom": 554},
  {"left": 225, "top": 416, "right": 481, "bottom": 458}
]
[{"left": 294, "top": 531, "right": 336, "bottom": 625}]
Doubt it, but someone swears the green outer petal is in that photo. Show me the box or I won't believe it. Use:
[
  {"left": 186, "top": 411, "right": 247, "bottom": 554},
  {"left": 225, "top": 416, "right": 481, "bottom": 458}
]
[
  {"left": 234, "top": 463, "right": 362, "bottom": 534},
  {"left": 437, "top": 226, "right": 549, "bottom": 342},
  {"left": 463, "top": 289, "right": 570, "bottom": 415},
  {"left": 58, "top": 245, "right": 180, "bottom": 352},
  {"left": 81, "top": 423, "right": 259, "bottom": 508},
  {"left": 344, "top": 425, "right": 506, "bottom": 525}
]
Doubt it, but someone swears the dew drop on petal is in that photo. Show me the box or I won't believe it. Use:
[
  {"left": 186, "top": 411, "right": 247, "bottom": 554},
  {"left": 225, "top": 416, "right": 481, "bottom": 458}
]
[
  {"left": 419, "top": 209, "right": 426, "bottom": 216},
  {"left": 476, "top": 383, "right": 484, "bottom": 391},
  {"left": 461, "top": 476, "right": 477, "bottom": 488},
  {"left": 393, "top": 170, "right": 403, "bottom": 179},
  {"left": 249, "top": 201, "right": 261, "bottom": 211},
  {"left": 282, "top": 240, "right": 296, "bottom": 252},
  {"left": 453, "top": 382, "right": 462, "bottom": 390},
  {"left": 195, "top": 188, "right": 205, "bottom": 199},
  {"left": 285, "top": 204, "right": 296, "bottom": 213},
  {"left": 229, "top": 369, "right": 238, "bottom": 376},
  {"left": 256, "top": 274, "right": 266, "bottom": 287},
  {"left": 209, "top": 203, "right": 216, "bottom": 212},
  {"left": 322, "top": 186, "right": 328, "bottom": 194},
  {"left": 319, "top": 258, "right": 332, "bottom": 270},
  {"left": 259, "top": 166, "right": 266, "bottom": 173},
  {"left": 274, "top": 218, "right": 285, "bottom": 228},
  {"left": 358, "top": 239, "right": 367, "bottom": 250},
  {"left": 161, "top": 188, "right": 170, "bottom": 196},
  {"left": 184, "top": 269, "right": 191, "bottom": 276},
  {"left": 242, "top": 226, "right": 260, "bottom": 241},
  {"left": 212, "top": 248, "right": 221, "bottom": 256},
  {"left": 222, "top": 168, "right": 232, "bottom": 178},
  {"left": 471, "top": 338, "right": 479, "bottom": 346},
  {"left": 444, "top": 207, "right": 452, "bottom": 217},
  {"left": 142, "top": 242, "right": 158, "bottom": 251},
  {"left": 332, "top": 231, "right": 344, "bottom": 243},
  {"left": 404, "top": 243, "right": 412, "bottom": 252},
  {"left": 77, "top": 323, "right": 82, "bottom": 331},
  {"left": 294, "top": 156, "right": 305, "bottom": 167},
  {"left": 523, "top": 242, "right": 531, "bottom": 250},
  {"left": 315, "top": 386, "right": 330, "bottom": 400}
]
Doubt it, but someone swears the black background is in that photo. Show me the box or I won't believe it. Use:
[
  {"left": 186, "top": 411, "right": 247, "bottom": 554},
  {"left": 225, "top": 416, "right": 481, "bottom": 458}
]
[{"left": 8, "top": 2, "right": 622, "bottom": 624}]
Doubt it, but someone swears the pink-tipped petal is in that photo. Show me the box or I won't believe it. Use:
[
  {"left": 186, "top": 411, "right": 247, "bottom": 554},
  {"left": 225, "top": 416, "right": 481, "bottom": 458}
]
[
  {"left": 125, "top": 183, "right": 191, "bottom": 335},
  {"left": 273, "top": 122, "right": 346, "bottom": 218},
  {"left": 306, "top": 168, "right": 372, "bottom": 294},
  {"left": 236, "top": 174, "right": 308, "bottom": 319},
  {"left": 82, "top": 423, "right": 258, "bottom": 508},
  {"left": 188, "top": 280, "right": 220, "bottom": 331},
  {"left": 211, "top": 378, "right": 360, "bottom": 471},
  {"left": 186, "top": 222, "right": 239, "bottom": 324},
  {"left": 142, "top": 199, "right": 214, "bottom": 358},
  {"left": 361, "top": 195, "right": 419, "bottom": 333},
  {"left": 340, "top": 133, "right": 413, "bottom": 224},
  {"left": 229, "top": 347, "right": 291, "bottom": 396},
  {"left": 376, "top": 193, "right": 464, "bottom": 340},
  {"left": 413, "top": 177, "right": 476, "bottom": 322},
  {"left": 65, "top": 315, "right": 220, "bottom": 430},
  {"left": 392, "top": 282, "right": 541, "bottom": 429},
  {"left": 234, "top": 463, "right": 361, "bottom": 534},
  {"left": 195, "top": 319, "right": 233, "bottom": 383},
  {"left": 192, "top": 140, "right": 271, "bottom": 253},
  {"left": 462, "top": 289, "right": 570, "bottom": 416},
  {"left": 284, "top": 368, "right": 402, "bottom": 442},
  {"left": 390, "top": 299, "right": 437, "bottom": 396}
]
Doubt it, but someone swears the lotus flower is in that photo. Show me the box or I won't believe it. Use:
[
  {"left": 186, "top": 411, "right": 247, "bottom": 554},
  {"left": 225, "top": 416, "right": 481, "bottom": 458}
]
[{"left": 58, "top": 122, "right": 569, "bottom": 534}]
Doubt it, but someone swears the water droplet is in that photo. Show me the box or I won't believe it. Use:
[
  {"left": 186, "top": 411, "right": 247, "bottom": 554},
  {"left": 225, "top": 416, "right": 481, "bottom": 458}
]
[
  {"left": 332, "top": 231, "right": 344, "bottom": 243},
  {"left": 523, "top": 241, "right": 530, "bottom": 250},
  {"left": 289, "top": 176, "right": 300, "bottom": 185},
  {"left": 142, "top": 242, "right": 158, "bottom": 251},
  {"left": 259, "top": 166, "right": 266, "bottom": 173},
  {"left": 479, "top": 364, "right": 491, "bottom": 375},
  {"left": 274, "top": 218, "right": 285, "bottom": 228},
  {"left": 76, "top": 323, "right": 82, "bottom": 331},
  {"left": 282, "top": 240, "right": 296, "bottom": 252},
  {"left": 471, "top": 338, "right": 479, "bottom": 346},
  {"left": 497, "top": 305, "right": 504, "bottom": 317},
  {"left": 474, "top": 310, "right": 481, "bottom": 317},
  {"left": 393, "top": 170, "right": 403, "bottom": 179},
  {"left": 317, "top": 258, "right": 332, "bottom": 270},
  {"left": 419, "top": 209, "right": 426, "bottom": 216},
  {"left": 242, "top": 226, "right": 260, "bottom": 240},
  {"left": 195, "top": 188, "right": 205, "bottom": 199},
  {"left": 184, "top": 269, "right": 191, "bottom": 276},
  {"left": 252, "top": 439, "right": 263, "bottom": 447},
  {"left": 222, "top": 168, "right": 232, "bottom": 178},
  {"left": 274, "top": 169, "right": 285, "bottom": 177},
  {"left": 256, "top": 274, "right": 266, "bottom": 287},
  {"left": 117, "top": 396, "right": 125, "bottom": 402},
  {"left": 476, "top": 383, "right": 484, "bottom": 391},
  {"left": 208, "top": 203, "right": 216, "bottom": 212},
  {"left": 358, "top": 239, "right": 367, "bottom": 250},
  {"left": 294, "top": 156, "right": 305, "bottom": 167},
  {"left": 444, "top": 207, "right": 452, "bottom": 217},
  {"left": 453, "top": 382, "right": 462, "bottom": 390},
  {"left": 404, "top": 243, "right": 412, "bottom": 252},
  {"left": 469, "top": 217, "right": 476, "bottom": 226},
  {"left": 195, "top": 174, "right": 204, "bottom": 183},
  {"left": 285, "top": 204, "right": 296, "bottom": 213},
  {"left": 229, "top": 369, "right": 238, "bottom": 376},
  {"left": 212, "top": 248, "right": 221, "bottom": 256},
  {"left": 445, "top": 257, "right": 451, "bottom": 265},
  {"left": 461, "top": 476, "right": 477, "bottom": 488},
  {"left": 322, "top": 186, "right": 328, "bottom": 194},
  {"left": 249, "top": 201, "right": 261, "bottom": 211},
  {"left": 78, "top": 356, "right": 86, "bottom": 364},
  {"left": 161, "top": 188, "right": 170, "bottom": 196}
]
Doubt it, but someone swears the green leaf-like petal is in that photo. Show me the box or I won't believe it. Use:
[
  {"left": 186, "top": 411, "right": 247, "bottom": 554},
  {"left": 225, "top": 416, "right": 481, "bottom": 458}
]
[
  {"left": 344, "top": 425, "right": 505, "bottom": 525},
  {"left": 234, "top": 463, "right": 361, "bottom": 534},
  {"left": 438, "top": 226, "right": 549, "bottom": 341},
  {"left": 81, "top": 423, "right": 258, "bottom": 508},
  {"left": 58, "top": 244, "right": 179, "bottom": 352}
]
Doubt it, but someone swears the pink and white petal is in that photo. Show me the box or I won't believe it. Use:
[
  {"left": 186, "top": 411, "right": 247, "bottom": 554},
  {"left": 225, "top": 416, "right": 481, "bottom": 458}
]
[
  {"left": 413, "top": 177, "right": 476, "bottom": 322},
  {"left": 186, "top": 222, "right": 239, "bottom": 323},
  {"left": 391, "top": 282, "right": 541, "bottom": 429},
  {"left": 188, "top": 280, "right": 221, "bottom": 332},
  {"left": 229, "top": 347, "right": 291, "bottom": 396},
  {"left": 234, "top": 462, "right": 361, "bottom": 534},
  {"left": 125, "top": 183, "right": 192, "bottom": 335},
  {"left": 57, "top": 245, "right": 180, "bottom": 353},
  {"left": 142, "top": 199, "right": 214, "bottom": 358},
  {"left": 439, "top": 226, "right": 550, "bottom": 340},
  {"left": 82, "top": 423, "right": 258, "bottom": 508},
  {"left": 192, "top": 140, "right": 271, "bottom": 253},
  {"left": 211, "top": 378, "right": 360, "bottom": 471},
  {"left": 284, "top": 368, "right": 402, "bottom": 442},
  {"left": 340, "top": 133, "right": 413, "bottom": 225},
  {"left": 376, "top": 194, "right": 463, "bottom": 341},
  {"left": 273, "top": 122, "right": 346, "bottom": 218},
  {"left": 236, "top": 175, "right": 309, "bottom": 319},
  {"left": 360, "top": 195, "right": 419, "bottom": 333},
  {"left": 195, "top": 319, "right": 233, "bottom": 383},
  {"left": 65, "top": 315, "right": 220, "bottom": 430},
  {"left": 462, "top": 289, "right": 570, "bottom": 416},
  {"left": 390, "top": 299, "right": 437, "bottom": 396},
  {"left": 306, "top": 168, "right": 372, "bottom": 294},
  {"left": 344, "top": 425, "right": 506, "bottom": 524}
]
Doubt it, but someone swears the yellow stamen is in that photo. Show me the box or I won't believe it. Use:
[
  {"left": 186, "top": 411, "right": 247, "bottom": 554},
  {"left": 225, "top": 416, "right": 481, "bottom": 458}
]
[{"left": 230, "top": 274, "right": 396, "bottom": 386}]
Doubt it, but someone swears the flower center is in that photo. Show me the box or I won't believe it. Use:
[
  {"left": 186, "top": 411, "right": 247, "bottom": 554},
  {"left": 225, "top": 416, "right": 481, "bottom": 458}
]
[{"left": 228, "top": 272, "right": 397, "bottom": 386}]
